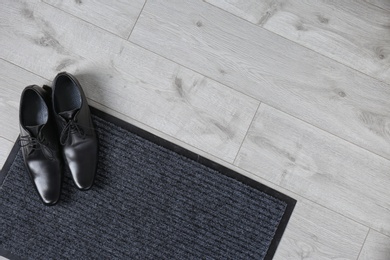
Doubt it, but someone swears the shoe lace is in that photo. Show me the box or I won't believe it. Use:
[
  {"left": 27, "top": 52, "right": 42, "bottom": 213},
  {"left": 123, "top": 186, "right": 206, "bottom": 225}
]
[
  {"left": 20, "top": 135, "right": 53, "bottom": 159},
  {"left": 20, "top": 135, "right": 45, "bottom": 149},
  {"left": 60, "top": 119, "right": 86, "bottom": 145}
]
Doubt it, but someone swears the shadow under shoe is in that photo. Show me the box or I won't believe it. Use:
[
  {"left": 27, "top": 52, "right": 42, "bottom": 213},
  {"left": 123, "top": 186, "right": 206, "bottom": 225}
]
[
  {"left": 52, "top": 72, "right": 98, "bottom": 190},
  {"left": 19, "top": 85, "right": 63, "bottom": 206}
]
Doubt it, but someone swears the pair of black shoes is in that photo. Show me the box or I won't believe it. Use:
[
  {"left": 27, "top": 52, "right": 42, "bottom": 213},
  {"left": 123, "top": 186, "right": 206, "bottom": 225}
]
[{"left": 19, "top": 72, "right": 98, "bottom": 206}]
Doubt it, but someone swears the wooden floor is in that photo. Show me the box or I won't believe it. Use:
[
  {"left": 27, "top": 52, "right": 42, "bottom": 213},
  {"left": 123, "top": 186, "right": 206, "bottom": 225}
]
[{"left": 0, "top": 0, "right": 389, "bottom": 259}]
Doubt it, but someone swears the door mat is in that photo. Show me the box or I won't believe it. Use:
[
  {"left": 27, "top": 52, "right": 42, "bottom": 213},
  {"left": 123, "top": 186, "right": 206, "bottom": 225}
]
[{"left": 0, "top": 107, "right": 296, "bottom": 260}]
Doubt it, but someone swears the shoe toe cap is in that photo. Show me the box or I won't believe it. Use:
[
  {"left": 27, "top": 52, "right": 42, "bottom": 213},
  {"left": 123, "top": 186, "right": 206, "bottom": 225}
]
[
  {"left": 70, "top": 165, "right": 95, "bottom": 190},
  {"left": 64, "top": 140, "right": 98, "bottom": 190},
  {"left": 41, "top": 190, "right": 61, "bottom": 206},
  {"left": 28, "top": 160, "right": 62, "bottom": 205}
]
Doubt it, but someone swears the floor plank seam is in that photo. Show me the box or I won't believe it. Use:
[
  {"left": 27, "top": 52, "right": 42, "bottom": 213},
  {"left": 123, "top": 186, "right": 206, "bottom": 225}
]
[
  {"left": 85, "top": 100, "right": 245, "bottom": 167},
  {"left": 125, "top": 41, "right": 390, "bottom": 163},
  {"left": 257, "top": 183, "right": 376, "bottom": 234},
  {"left": 202, "top": 0, "right": 390, "bottom": 87},
  {"left": 42, "top": 1, "right": 130, "bottom": 41},
  {"left": 0, "top": 54, "right": 251, "bottom": 172},
  {"left": 2, "top": 30, "right": 389, "bottom": 165},
  {"left": 0, "top": 136, "right": 15, "bottom": 144},
  {"left": 0, "top": 58, "right": 48, "bottom": 83},
  {"left": 260, "top": 102, "right": 390, "bottom": 162},
  {"left": 127, "top": 40, "right": 261, "bottom": 102},
  {"left": 127, "top": 0, "right": 148, "bottom": 40},
  {"left": 362, "top": 1, "right": 390, "bottom": 13},
  {"left": 2, "top": 87, "right": 386, "bottom": 237},
  {"left": 236, "top": 169, "right": 386, "bottom": 237},
  {"left": 0, "top": 81, "right": 383, "bottom": 239},
  {"left": 23, "top": 0, "right": 390, "bottom": 164},
  {"left": 18, "top": 1, "right": 390, "bottom": 164},
  {"left": 233, "top": 102, "right": 261, "bottom": 165},
  {"left": 356, "top": 229, "right": 371, "bottom": 260}
]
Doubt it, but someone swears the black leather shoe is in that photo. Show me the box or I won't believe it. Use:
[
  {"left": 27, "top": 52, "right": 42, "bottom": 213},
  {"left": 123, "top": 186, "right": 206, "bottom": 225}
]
[
  {"left": 52, "top": 72, "right": 98, "bottom": 190},
  {"left": 19, "top": 85, "right": 62, "bottom": 205}
]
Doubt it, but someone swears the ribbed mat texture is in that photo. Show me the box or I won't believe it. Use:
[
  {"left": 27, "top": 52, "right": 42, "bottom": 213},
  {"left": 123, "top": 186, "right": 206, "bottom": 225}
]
[{"left": 0, "top": 113, "right": 288, "bottom": 259}]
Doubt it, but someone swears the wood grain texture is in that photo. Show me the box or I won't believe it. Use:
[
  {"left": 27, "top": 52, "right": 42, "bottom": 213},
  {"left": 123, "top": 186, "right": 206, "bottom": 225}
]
[
  {"left": 364, "top": 0, "right": 390, "bottom": 11},
  {"left": 0, "top": 0, "right": 259, "bottom": 162},
  {"left": 43, "top": 0, "right": 145, "bottom": 38},
  {"left": 235, "top": 104, "right": 390, "bottom": 236},
  {"left": 205, "top": 0, "right": 274, "bottom": 24},
  {"left": 359, "top": 229, "right": 390, "bottom": 260},
  {"left": 130, "top": 0, "right": 390, "bottom": 161},
  {"left": 206, "top": 0, "right": 390, "bottom": 84},
  {"left": 275, "top": 198, "right": 368, "bottom": 260},
  {"left": 76, "top": 53, "right": 259, "bottom": 162}
]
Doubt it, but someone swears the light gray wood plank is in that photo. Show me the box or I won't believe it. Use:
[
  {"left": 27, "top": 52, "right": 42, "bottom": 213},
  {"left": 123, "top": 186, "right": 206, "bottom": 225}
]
[
  {"left": 205, "top": 0, "right": 273, "bottom": 24},
  {"left": 274, "top": 198, "right": 368, "bottom": 260},
  {"left": 130, "top": 0, "right": 390, "bottom": 161},
  {"left": 235, "top": 104, "right": 390, "bottom": 236},
  {"left": 206, "top": 0, "right": 390, "bottom": 84},
  {"left": 77, "top": 57, "right": 259, "bottom": 162},
  {"left": 359, "top": 229, "right": 390, "bottom": 260},
  {"left": 43, "top": 0, "right": 145, "bottom": 38},
  {"left": 0, "top": 0, "right": 259, "bottom": 162},
  {"left": 0, "top": 59, "right": 48, "bottom": 142},
  {"left": 364, "top": 0, "right": 390, "bottom": 11},
  {"left": 0, "top": 137, "right": 14, "bottom": 170},
  {"left": 87, "top": 99, "right": 257, "bottom": 164}
]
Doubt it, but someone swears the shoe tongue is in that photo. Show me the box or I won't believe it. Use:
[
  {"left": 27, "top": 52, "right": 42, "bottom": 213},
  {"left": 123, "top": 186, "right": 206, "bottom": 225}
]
[
  {"left": 25, "top": 124, "right": 44, "bottom": 137},
  {"left": 59, "top": 108, "right": 79, "bottom": 121}
]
